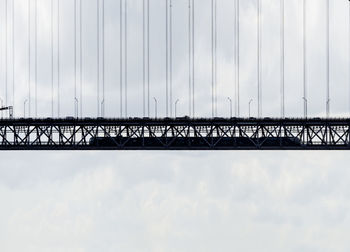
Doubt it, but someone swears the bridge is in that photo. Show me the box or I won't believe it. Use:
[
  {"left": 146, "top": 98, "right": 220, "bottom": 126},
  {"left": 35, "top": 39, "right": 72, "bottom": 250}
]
[
  {"left": 0, "top": 0, "right": 350, "bottom": 150},
  {"left": 0, "top": 117, "right": 349, "bottom": 150}
]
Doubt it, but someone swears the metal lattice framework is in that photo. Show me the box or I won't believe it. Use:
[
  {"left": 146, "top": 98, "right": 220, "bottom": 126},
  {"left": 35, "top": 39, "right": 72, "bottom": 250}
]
[{"left": 0, "top": 117, "right": 349, "bottom": 150}]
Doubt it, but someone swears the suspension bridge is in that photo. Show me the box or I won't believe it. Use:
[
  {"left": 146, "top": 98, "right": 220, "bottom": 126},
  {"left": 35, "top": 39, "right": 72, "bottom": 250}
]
[{"left": 0, "top": 0, "right": 350, "bottom": 150}]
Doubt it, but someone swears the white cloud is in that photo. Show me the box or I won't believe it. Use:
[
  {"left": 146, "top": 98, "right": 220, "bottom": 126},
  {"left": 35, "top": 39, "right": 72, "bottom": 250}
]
[{"left": 0, "top": 152, "right": 350, "bottom": 251}]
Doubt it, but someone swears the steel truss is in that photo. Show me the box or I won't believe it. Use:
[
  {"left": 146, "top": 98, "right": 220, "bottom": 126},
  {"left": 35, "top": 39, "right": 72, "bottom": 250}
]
[{"left": 0, "top": 117, "right": 349, "bottom": 150}]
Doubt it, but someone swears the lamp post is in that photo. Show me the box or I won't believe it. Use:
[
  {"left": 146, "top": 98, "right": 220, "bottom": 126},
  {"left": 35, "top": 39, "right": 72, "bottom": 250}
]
[
  {"left": 153, "top": 97, "right": 157, "bottom": 118},
  {"left": 24, "top": 99, "right": 28, "bottom": 118},
  {"left": 302, "top": 97, "right": 308, "bottom": 118},
  {"left": 175, "top": 99, "right": 179, "bottom": 118},
  {"left": 75, "top": 97, "right": 79, "bottom": 118},
  {"left": 0, "top": 98, "right": 3, "bottom": 118},
  {"left": 249, "top": 99, "right": 253, "bottom": 117},
  {"left": 101, "top": 99, "right": 105, "bottom": 117},
  {"left": 227, "top": 97, "right": 232, "bottom": 118},
  {"left": 326, "top": 98, "right": 330, "bottom": 118}
]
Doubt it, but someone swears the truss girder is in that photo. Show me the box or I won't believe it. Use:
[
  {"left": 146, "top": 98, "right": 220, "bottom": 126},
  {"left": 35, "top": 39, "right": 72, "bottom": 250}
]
[{"left": 0, "top": 118, "right": 348, "bottom": 150}]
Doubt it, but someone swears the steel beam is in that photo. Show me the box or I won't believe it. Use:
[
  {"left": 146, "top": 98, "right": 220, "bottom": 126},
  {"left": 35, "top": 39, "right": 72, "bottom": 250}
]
[{"left": 0, "top": 117, "right": 349, "bottom": 150}]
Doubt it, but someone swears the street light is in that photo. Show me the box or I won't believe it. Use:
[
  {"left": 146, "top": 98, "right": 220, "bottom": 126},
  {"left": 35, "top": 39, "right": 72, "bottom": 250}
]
[
  {"left": 74, "top": 97, "right": 79, "bottom": 118},
  {"left": 227, "top": 97, "right": 232, "bottom": 118},
  {"left": 326, "top": 98, "right": 330, "bottom": 118},
  {"left": 249, "top": 99, "right": 253, "bottom": 118},
  {"left": 302, "top": 97, "right": 308, "bottom": 118},
  {"left": 153, "top": 97, "right": 158, "bottom": 118},
  {"left": 175, "top": 99, "right": 179, "bottom": 118},
  {"left": 0, "top": 97, "right": 3, "bottom": 118},
  {"left": 101, "top": 99, "right": 105, "bottom": 117},
  {"left": 24, "top": 99, "right": 28, "bottom": 118}
]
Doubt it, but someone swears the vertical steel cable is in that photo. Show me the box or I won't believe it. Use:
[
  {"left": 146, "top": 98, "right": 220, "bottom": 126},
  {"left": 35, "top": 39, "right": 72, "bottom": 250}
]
[
  {"left": 28, "top": 0, "right": 31, "bottom": 117},
  {"left": 147, "top": 0, "right": 150, "bottom": 117},
  {"left": 51, "top": 0, "right": 54, "bottom": 117},
  {"left": 188, "top": 0, "right": 191, "bottom": 117},
  {"left": 74, "top": 0, "right": 77, "bottom": 117},
  {"left": 143, "top": 0, "right": 146, "bottom": 117},
  {"left": 236, "top": 0, "right": 240, "bottom": 117},
  {"left": 349, "top": 1, "right": 350, "bottom": 114},
  {"left": 80, "top": 0, "right": 83, "bottom": 117},
  {"left": 281, "top": 0, "right": 285, "bottom": 118},
  {"left": 57, "top": 0, "right": 60, "bottom": 117},
  {"left": 12, "top": 0, "right": 15, "bottom": 115},
  {"left": 303, "top": 0, "right": 307, "bottom": 118},
  {"left": 0, "top": 4, "right": 2, "bottom": 115},
  {"left": 234, "top": 0, "right": 237, "bottom": 117},
  {"left": 257, "top": 0, "right": 262, "bottom": 118},
  {"left": 211, "top": 0, "right": 214, "bottom": 117},
  {"left": 124, "top": 0, "right": 127, "bottom": 117},
  {"left": 5, "top": 0, "right": 8, "bottom": 107},
  {"left": 214, "top": 0, "right": 217, "bottom": 117},
  {"left": 102, "top": 0, "right": 105, "bottom": 117},
  {"left": 326, "top": 0, "right": 330, "bottom": 117},
  {"left": 35, "top": 0, "right": 37, "bottom": 117},
  {"left": 192, "top": 0, "right": 195, "bottom": 117},
  {"left": 120, "top": 0, "right": 123, "bottom": 117},
  {"left": 165, "top": 0, "right": 168, "bottom": 117},
  {"left": 170, "top": 0, "right": 173, "bottom": 117},
  {"left": 97, "top": 0, "right": 100, "bottom": 117}
]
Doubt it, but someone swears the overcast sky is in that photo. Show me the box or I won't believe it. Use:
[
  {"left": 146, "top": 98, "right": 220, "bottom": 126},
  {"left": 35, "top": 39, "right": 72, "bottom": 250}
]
[
  {"left": 1, "top": 0, "right": 349, "bottom": 118},
  {"left": 1, "top": 0, "right": 350, "bottom": 251}
]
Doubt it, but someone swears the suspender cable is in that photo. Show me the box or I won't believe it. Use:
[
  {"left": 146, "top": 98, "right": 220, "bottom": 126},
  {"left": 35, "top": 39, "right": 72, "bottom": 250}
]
[
  {"left": 143, "top": 0, "right": 149, "bottom": 117},
  {"left": 147, "top": 0, "right": 150, "bottom": 117},
  {"left": 237, "top": 0, "right": 241, "bottom": 117},
  {"left": 303, "top": 0, "right": 307, "bottom": 118},
  {"left": 28, "top": 0, "right": 31, "bottom": 117},
  {"left": 211, "top": 0, "right": 214, "bottom": 117},
  {"left": 102, "top": 0, "right": 105, "bottom": 117},
  {"left": 234, "top": 0, "right": 236, "bottom": 116},
  {"left": 57, "top": 0, "right": 60, "bottom": 117},
  {"left": 192, "top": 0, "right": 195, "bottom": 117},
  {"left": 211, "top": 0, "right": 217, "bottom": 117},
  {"left": 326, "top": 0, "right": 330, "bottom": 117},
  {"left": 349, "top": 1, "right": 350, "bottom": 115},
  {"left": 35, "top": 0, "right": 37, "bottom": 117},
  {"left": 124, "top": 0, "right": 127, "bottom": 117},
  {"left": 188, "top": 0, "right": 195, "bottom": 117},
  {"left": 170, "top": 0, "right": 173, "bottom": 117},
  {"left": 257, "top": 0, "right": 262, "bottom": 118},
  {"left": 166, "top": 0, "right": 169, "bottom": 117},
  {"left": 80, "top": 0, "right": 83, "bottom": 117},
  {"left": 12, "top": 0, "right": 15, "bottom": 116},
  {"left": 214, "top": 0, "right": 217, "bottom": 117},
  {"left": 143, "top": 0, "right": 146, "bottom": 117},
  {"left": 74, "top": 0, "right": 77, "bottom": 117},
  {"left": 280, "top": 0, "right": 285, "bottom": 118},
  {"left": 188, "top": 0, "right": 192, "bottom": 117},
  {"left": 120, "top": 0, "right": 123, "bottom": 117},
  {"left": 1, "top": 3, "right": 3, "bottom": 112},
  {"left": 51, "top": 0, "right": 54, "bottom": 117},
  {"left": 235, "top": 0, "right": 240, "bottom": 117},
  {"left": 97, "top": 0, "right": 100, "bottom": 117},
  {"left": 5, "top": 0, "right": 8, "bottom": 107},
  {"left": 142, "top": 0, "right": 150, "bottom": 117}
]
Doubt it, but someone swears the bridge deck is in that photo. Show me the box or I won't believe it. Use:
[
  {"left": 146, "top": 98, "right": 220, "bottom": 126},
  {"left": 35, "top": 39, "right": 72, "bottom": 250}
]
[{"left": 0, "top": 117, "right": 349, "bottom": 150}]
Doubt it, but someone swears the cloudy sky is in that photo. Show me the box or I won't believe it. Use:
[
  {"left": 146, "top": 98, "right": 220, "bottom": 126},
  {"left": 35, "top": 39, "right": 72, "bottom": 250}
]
[{"left": 1, "top": 0, "right": 350, "bottom": 251}]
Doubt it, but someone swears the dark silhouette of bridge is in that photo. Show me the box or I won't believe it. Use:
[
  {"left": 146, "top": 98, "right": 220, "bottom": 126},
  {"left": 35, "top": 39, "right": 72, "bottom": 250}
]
[
  {"left": 1, "top": 0, "right": 349, "bottom": 150},
  {"left": 0, "top": 117, "right": 349, "bottom": 150}
]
